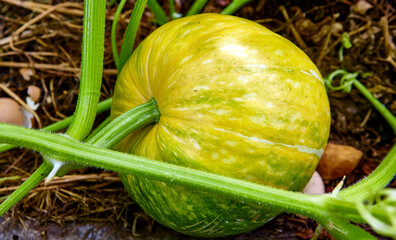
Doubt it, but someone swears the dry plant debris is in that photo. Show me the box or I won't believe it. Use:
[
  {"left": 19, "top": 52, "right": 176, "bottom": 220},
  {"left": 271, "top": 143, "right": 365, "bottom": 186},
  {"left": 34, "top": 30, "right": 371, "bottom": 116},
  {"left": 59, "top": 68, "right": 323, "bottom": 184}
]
[{"left": 0, "top": 0, "right": 395, "bottom": 239}]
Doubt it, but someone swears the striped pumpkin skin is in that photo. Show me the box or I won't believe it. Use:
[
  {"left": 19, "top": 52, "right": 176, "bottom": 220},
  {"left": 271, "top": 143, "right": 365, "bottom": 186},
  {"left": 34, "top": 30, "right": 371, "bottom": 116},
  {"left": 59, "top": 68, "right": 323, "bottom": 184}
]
[{"left": 111, "top": 14, "right": 330, "bottom": 237}]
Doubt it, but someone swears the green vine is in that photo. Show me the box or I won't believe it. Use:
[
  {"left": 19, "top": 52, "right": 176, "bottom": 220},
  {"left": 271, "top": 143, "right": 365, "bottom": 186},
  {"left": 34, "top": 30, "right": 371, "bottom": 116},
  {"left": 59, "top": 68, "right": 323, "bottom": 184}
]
[
  {"left": 118, "top": 0, "right": 149, "bottom": 72},
  {"left": 0, "top": 121, "right": 394, "bottom": 239}
]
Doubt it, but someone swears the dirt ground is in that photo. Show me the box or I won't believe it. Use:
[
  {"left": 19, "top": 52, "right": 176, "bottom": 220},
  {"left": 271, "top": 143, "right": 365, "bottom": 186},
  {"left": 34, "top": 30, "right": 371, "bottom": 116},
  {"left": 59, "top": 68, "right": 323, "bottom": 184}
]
[{"left": 0, "top": 0, "right": 395, "bottom": 239}]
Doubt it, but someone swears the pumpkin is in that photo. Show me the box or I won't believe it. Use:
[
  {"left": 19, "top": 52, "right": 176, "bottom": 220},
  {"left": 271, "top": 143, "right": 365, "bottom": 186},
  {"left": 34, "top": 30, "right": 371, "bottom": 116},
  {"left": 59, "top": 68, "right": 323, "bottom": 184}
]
[{"left": 111, "top": 13, "right": 330, "bottom": 237}]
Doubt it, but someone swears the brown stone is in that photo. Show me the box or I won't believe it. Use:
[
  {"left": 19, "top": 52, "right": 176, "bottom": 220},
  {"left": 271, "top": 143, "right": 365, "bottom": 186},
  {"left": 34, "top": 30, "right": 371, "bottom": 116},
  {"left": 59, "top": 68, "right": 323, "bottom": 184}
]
[{"left": 317, "top": 143, "right": 363, "bottom": 180}]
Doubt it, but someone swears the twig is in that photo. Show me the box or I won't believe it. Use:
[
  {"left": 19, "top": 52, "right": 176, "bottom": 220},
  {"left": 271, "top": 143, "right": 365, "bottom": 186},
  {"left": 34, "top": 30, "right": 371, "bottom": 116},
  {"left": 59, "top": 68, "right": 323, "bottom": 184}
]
[
  {"left": 378, "top": 15, "right": 396, "bottom": 68},
  {"left": 0, "top": 51, "right": 58, "bottom": 58},
  {"left": 2, "top": 150, "right": 29, "bottom": 176},
  {"left": 50, "top": 79, "right": 68, "bottom": 119},
  {"left": 0, "top": 61, "right": 117, "bottom": 75},
  {"left": 0, "top": 30, "right": 33, "bottom": 46},
  {"left": 0, "top": 0, "right": 84, "bottom": 17},
  {"left": 316, "top": 15, "right": 337, "bottom": 67},
  {"left": 279, "top": 5, "right": 307, "bottom": 49},
  {"left": 41, "top": 105, "right": 63, "bottom": 122},
  {"left": 57, "top": 45, "right": 79, "bottom": 75},
  {"left": 0, "top": 0, "right": 127, "bottom": 21}
]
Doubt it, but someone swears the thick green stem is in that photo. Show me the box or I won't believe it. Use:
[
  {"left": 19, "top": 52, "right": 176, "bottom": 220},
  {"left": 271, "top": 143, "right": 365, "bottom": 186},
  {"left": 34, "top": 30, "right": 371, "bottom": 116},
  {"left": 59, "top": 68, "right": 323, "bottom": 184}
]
[
  {"left": 338, "top": 144, "right": 396, "bottom": 201},
  {"left": 0, "top": 123, "right": 389, "bottom": 225},
  {"left": 54, "top": 99, "right": 159, "bottom": 177},
  {"left": 0, "top": 99, "right": 159, "bottom": 210},
  {"left": 0, "top": 98, "right": 112, "bottom": 153},
  {"left": 86, "top": 99, "right": 160, "bottom": 148},
  {"left": 43, "top": 0, "right": 106, "bottom": 179},
  {"left": 0, "top": 162, "right": 52, "bottom": 215},
  {"left": 66, "top": 0, "right": 106, "bottom": 141}
]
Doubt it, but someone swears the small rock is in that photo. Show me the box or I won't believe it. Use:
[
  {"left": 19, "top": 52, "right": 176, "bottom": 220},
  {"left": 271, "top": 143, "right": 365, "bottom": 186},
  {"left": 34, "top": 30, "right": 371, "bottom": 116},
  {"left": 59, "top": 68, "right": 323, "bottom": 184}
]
[
  {"left": 27, "top": 85, "right": 41, "bottom": 102},
  {"left": 303, "top": 171, "right": 325, "bottom": 195},
  {"left": 0, "top": 98, "right": 25, "bottom": 126},
  {"left": 351, "top": 0, "right": 373, "bottom": 15},
  {"left": 19, "top": 68, "right": 33, "bottom": 81},
  {"left": 317, "top": 143, "right": 363, "bottom": 180}
]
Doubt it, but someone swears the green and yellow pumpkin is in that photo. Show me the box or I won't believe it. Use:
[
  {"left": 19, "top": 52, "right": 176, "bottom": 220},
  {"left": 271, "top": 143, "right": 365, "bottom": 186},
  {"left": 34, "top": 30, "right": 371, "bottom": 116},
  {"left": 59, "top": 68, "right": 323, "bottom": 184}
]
[{"left": 111, "top": 13, "right": 330, "bottom": 237}]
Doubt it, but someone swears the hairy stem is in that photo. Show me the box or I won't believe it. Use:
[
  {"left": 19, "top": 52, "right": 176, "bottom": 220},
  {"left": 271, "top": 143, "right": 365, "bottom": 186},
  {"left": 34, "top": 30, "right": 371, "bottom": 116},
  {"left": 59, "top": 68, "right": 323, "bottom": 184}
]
[
  {"left": 338, "top": 144, "right": 396, "bottom": 201},
  {"left": 0, "top": 99, "right": 159, "bottom": 211},
  {"left": 86, "top": 98, "right": 159, "bottom": 148},
  {"left": 0, "top": 123, "right": 389, "bottom": 225},
  {"left": 0, "top": 162, "right": 52, "bottom": 215},
  {"left": 0, "top": 98, "right": 112, "bottom": 153},
  {"left": 66, "top": 0, "right": 106, "bottom": 141}
]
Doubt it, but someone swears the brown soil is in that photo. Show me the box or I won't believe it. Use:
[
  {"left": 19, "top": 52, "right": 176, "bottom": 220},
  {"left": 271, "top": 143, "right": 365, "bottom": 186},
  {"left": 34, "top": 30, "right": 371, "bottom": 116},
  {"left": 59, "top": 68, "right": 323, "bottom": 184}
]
[{"left": 0, "top": 0, "right": 395, "bottom": 239}]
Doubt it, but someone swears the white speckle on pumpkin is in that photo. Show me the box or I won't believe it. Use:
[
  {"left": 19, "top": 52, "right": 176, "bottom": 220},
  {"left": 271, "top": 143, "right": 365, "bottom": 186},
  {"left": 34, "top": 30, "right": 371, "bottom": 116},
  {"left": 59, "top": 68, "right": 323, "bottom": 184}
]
[
  {"left": 172, "top": 135, "right": 184, "bottom": 143},
  {"left": 180, "top": 55, "right": 193, "bottom": 64},
  {"left": 246, "top": 148, "right": 255, "bottom": 153},
  {"left": 193, "top": 86, "right": 210, "bottom": 91},
  {"left": 212, "top": 109, "right": 229, "bottom": 116},
  {"left": 225, "top": 141, "right": 237, "bottom": 146},
  {"left": 202, "top": 59, "right": 213, "bottom": 64},
  {"left": 189, "top": 138, "right": 201, "bottom": 150},
  {"left": 274, "top": 49, "right": 284, "bottom": 55},
  {"left": 211, "top": 152, "right": 219, "bottom": 159},
  {"left": 301, "top": 69, "right": 323, "bottom": 83},
  {"left": 173, "top": 107, "right": 189, "bottom": 111},
  {"left": 213, "top": 127, "right": 324, "bottom": 157},
  {"left": 179, "top": 29, "right": 191, "bottom": 38},
  {"left": 231, "top": 97, "right": 244, "bottom": 102},
  {"left": 220, "top": 44, "right": 249, "bottom": 58},
  {"left": 245, "top": 64, "right": 266, "bottom": 69},
  {"left": 193, "top": 142, "right": 201, "bottom": 150},
  {"left": 238, "top": 75, "right": 249, "bottom": 83},
  {"left": 222, "top": 156, "right": 236, "bottom": 164},
  {"left": 242, "top": 93, "right": 257, "bottom": 101},
  {"left": 258, "top": 160, "right": 266, "bottom": 166}
]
